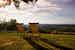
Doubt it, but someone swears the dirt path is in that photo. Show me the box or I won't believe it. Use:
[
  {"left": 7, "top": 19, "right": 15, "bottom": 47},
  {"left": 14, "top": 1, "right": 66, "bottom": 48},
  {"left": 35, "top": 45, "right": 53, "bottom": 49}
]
[{"left": 1, "top": 41, "right": 15, "bottom": 47}]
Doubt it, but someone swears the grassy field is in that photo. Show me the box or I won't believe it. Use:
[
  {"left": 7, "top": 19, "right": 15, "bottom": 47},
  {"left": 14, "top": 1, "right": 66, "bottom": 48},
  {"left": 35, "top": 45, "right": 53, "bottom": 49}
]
[
  {"left": 0, "top": 32, "right": 35, "bottom": 50},
  {"left": 40, "top": 34, "right": 75, "bottom": 49},
  {"left": 0, "top": 32, "right": 75, "bottom": 50}
]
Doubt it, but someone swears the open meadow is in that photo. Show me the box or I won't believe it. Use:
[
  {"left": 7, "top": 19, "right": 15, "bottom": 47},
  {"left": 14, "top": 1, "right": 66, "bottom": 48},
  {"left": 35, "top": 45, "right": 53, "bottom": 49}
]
[
  {"left": 0, "top": 32, "right": 75, "bottom": 50},
  {"left": 40, "top": 33, "right": 75, "bottom": 49}
]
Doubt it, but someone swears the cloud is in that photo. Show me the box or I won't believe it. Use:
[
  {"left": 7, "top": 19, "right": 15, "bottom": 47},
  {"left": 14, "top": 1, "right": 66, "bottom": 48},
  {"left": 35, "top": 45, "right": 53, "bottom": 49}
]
[
  {"left": 0, "top": 0, "right": 61, "bottom": 24},
  {"left": 32, "top": 0, "right": 61, "bottom": 17},
  {"left": 0, "top": 0, "right": 74, "bottom": 24}
]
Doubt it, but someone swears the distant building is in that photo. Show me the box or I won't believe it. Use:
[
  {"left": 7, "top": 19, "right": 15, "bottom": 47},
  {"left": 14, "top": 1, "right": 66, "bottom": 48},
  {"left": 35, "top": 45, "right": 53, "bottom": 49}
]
[
  {"left": 29, "top": 23, "right": 39, "bottom": 33},
  {"left": 29, "top": 23, "right": 40, "bottom": 39},
  {"left": 16, "top": 23, "right": 25, "bottom": 33}
]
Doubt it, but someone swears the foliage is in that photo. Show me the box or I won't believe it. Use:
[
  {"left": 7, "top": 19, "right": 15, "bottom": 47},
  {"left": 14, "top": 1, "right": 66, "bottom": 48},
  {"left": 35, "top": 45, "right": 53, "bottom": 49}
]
[{"left": 0, "top": 19, "right": 17, "bottom": 31}]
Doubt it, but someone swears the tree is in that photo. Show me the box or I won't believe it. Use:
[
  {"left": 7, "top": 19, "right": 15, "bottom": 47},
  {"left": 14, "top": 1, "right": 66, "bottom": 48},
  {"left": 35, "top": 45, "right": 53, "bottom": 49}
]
[
  {"left": 13, "top": 0, "right": 38, "bottom": 8},
  {"left": 7, "top": 19, "right": 17, "bottom": 31},
  {"left": 0, "top": 19, "right": 17, "bottom": 31}
]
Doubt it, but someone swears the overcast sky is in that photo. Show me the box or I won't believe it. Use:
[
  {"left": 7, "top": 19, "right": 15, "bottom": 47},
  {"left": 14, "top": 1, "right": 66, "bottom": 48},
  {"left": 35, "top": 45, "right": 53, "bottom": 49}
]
[{"left": 0, "top": 0, "right": 74, "bottom": 24}]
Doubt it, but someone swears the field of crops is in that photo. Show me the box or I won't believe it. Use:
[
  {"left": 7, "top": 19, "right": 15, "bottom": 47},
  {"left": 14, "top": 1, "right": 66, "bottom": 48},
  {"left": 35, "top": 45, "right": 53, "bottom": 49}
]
[{"left": 0, "top": 32, "right": 75, "bottom": 50}]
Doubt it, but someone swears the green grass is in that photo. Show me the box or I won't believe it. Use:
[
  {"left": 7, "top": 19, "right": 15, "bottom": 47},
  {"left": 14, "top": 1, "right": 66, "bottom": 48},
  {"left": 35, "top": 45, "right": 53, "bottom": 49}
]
[
  {"left": 33, "top": 40, "right": 59, "bottom": 50},
  {"left": 40, "top": 34, "right": 75, "bottom": 49},
  {"left": 0, "top": 32, "right": 75, "bottom": 50},
  {"left": 0, "top": 32, "right": 35, "bottom": 50}
]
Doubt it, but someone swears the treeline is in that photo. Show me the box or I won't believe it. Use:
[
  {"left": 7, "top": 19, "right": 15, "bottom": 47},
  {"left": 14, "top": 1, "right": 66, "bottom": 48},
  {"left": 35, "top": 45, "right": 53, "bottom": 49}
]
[
  {"left": 38, "top": 24, "right": 75, "bottom": 33},
  {"left": 0, "top": 19, "right": 17, "bottom": 31},
  {"left": 0, "top": 19, "right": 75, "bottom": 33}
]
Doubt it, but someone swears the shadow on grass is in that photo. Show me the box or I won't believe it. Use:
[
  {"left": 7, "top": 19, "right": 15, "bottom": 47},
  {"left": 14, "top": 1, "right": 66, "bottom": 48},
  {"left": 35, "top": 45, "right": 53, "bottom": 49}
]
[
  {"left": 41, "top": 38, "right": 72, "bottom": 50},
  {"left": 24, "top": 38, "right": 50, "bottom": 50}
]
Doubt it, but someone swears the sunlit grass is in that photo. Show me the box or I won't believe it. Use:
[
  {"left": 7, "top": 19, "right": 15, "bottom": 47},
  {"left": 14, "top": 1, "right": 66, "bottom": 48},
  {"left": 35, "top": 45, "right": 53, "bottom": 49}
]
[
  {"left": 40, "top": 34, "right": 75, "bottom": 49},
  {"left": 0, "top": 32, "right": 75, "bottom": 49},
  {"left": 0, "top": 32, "right": 35, "bottom": 50}
]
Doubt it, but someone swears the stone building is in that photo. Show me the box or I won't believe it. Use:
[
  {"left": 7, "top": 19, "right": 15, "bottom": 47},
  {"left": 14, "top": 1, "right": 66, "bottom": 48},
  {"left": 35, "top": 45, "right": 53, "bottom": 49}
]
[
  {"left": 29, "top": 23, "right": 39, "bottom": 33},
  {"left": 29, "top": 23, "right": 40, "bottom": 39},
  {"left": 16, "top": 23, "right": 25, "bottom": 38},
  {"left": 16, "top": 23, "right": 25, "bottom": 33}
]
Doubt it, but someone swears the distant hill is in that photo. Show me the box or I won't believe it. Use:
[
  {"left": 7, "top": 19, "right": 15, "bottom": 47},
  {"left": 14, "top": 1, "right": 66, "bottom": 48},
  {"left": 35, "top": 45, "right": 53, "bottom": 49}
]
[{"left": 24, "top": 24, "right": 75, "bottom": 32}]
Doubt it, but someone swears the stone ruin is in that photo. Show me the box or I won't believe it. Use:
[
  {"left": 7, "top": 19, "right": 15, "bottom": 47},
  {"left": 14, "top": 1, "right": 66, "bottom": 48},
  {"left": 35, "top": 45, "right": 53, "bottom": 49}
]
[{"left": 16, "top": 23, "right": 40, "bottom": 39}]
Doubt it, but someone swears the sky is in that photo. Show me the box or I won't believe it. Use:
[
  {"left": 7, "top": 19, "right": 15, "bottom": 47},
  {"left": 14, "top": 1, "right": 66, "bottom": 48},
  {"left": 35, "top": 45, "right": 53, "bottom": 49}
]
[{"left": 0, "top": 0, "right": 74, "bottom": 24}]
